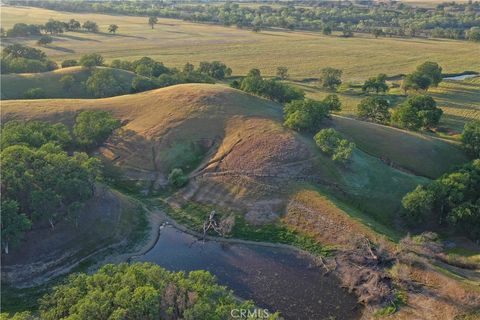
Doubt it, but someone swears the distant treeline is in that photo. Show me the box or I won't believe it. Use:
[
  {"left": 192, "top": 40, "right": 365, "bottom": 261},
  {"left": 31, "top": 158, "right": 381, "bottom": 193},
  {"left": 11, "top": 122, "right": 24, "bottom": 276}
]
[{"left": 4, "top": 0, "right": 480, "bottom": 41}]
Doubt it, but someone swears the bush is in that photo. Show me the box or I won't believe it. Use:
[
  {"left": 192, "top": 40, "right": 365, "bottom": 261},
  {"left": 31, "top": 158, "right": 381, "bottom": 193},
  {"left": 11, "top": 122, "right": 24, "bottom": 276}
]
[
  {"left": 284, "top": 95, "right": 340, "bottom": 132},
  {"left": 168, "top": 168, "right": 188, "bottom": 188},
  {"left": 60, "top": 75, "right": 75, "bottom": 91},
  {"left": 357, "top": 96, "right": 390, "bottom": 124},
  {"left": 85, "top": 69, "right": 127, "bottom": 98},
  {"left": 24, "top": 87, "right": 46, "bottom": 99},
  {"left": 37, "top": 35, "right": 53, "bottom": 46},
  {"left": 402, "top": 160, "right": 480, "bottom": 240},
  {"left": 461, "top": 120, "right": 480, "bottom": 158},
  {"left": 79, "top": 53, "right": 104, "bottom": 68},
  {"left": 130, "top": 76, "right": 159, "bottom": 93},
  {"left": 1, "top": 120, "right": 71, "bottom": 149},
  {"left": 73, "top": 110, "right": 121, "bottom": 148},
  {"left": 392, "top": 95, "right": 442, "bottom": 130},
  {"left": 314, "top": 128, "right": 355, "bottom": 162},
  {"left": 239, "top": 69, "right": 304, "bottom": 103},
  {"left": 61, "top": 59, "right": 78, "bottom": 68},
  {"left": 198, "top": 61, "right": 232, "bottom": 79}
]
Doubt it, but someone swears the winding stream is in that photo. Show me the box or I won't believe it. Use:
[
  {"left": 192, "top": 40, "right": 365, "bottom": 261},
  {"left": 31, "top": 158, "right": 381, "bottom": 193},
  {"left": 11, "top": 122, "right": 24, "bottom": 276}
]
[{"left": 133, "top": 225, "right": 361, "bottom": 320}]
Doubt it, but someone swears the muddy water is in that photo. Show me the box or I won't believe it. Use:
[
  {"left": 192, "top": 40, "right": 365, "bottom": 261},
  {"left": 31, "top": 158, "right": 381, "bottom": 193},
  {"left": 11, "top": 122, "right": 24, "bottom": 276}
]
[{"left": 134, "top": 226, "right": 361, "bottom": 320}]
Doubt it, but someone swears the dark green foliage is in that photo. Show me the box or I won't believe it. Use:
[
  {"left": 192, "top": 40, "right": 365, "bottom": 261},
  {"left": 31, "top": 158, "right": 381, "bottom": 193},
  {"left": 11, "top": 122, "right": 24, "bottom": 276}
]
[
  {"left": 82, "top": 20, "right": 99, "bottom": 32},
  {"left": 276, "top": 66, "right": 289, "bottom": 80},
  {"left": 24, "top": 88, "right": 46, "bottom": 99},
  {"left": 130, "top": 76, "right": 159, "bottom": 93},
  {"left": 168, "top": 168, "right": 188, "bottom": 188},
  {"left": 79, "top": 53, "right": 104, "bottom": 68},
  {"left": 402, "top": 160, "right": 480, "bottom": 240},
  {"left": 1, "top": 44, "right": 58, "bottom": 74},
  {"left": 314, "top": 128, "right": 355, "bottom": 163},
  {"left": 132, "top": 57, "right": 170, "bottom": 77},
  {"left": 239, "top": 69, "right": 304, "bottom": 103},
  {"left": 402, "top": 71, "right": 431, "bottom": 93},
  {"left": 148, "top": 16, "right": 158, "bottom": 29},
  {"left": 1, "top": 144, "right": 100, "bottom": 234},
  {"left": 357, "top": 96, "right": 391, "bottom": 124},
  {"left": 416, "top": 61, "right": 442, "bottom": 87},
  {"left": 85, "top": 69, "right": 128, "bottom": 97},
  {"left": 461, "top": 120, "right": 480, "bottom": 158},
  {"left": 468, "top": 27, "right": 480, "bottom": 41},
  {"left": 61, "top": 59, "right": 77, "bottom": 68},
  {"left": 36, "top": 35, "right": 53, "bottom": 46},
  {"left": 1, "top": 120, "right": 71, "bottom": 149},
  {"left": 5, "top": 43, "right": 47, "bottom": 59},
  {"left": 37, "top": 263, "right": 264, "bottom": 320},
  {"left": 5, "top": 23, "right": 41, "bottom": 37},
  {"left": 73, "top": 110, "right": 121, "bottom": 148},
  {"left": 362, "top": 74, "right": 388, "bottom": 93},
  {"left": 283, "top": 95, "right": 340, "bottom": 132},
  {"left": 44, "top": 19, "right": 66, "bottom": 34},
  {"left": 60, "top": 74, "right": 75, "bottom": 91},
  {"left": 1, "top": 200, "right": 32, "bottom": 254},
  {"left": 198, "top": 61, "right": 232, "bottom": 80},
  {"left": 319, "top": 67, "right": 342, "bottom": 90},
  {"left": 392, "top": 95, "right": 442, "bottom": 130},
  {"left": 402, "top": 61, "right": 443, "bottom": 93},
  {"left": 107, "top": 24, "right": 118, "bottom": 33}
]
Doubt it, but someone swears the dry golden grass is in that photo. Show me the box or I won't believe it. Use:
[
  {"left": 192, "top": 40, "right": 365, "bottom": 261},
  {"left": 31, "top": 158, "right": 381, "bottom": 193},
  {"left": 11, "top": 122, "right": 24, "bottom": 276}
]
[{"left": 2, "top": 6, "right": 479, "bottom": 82}]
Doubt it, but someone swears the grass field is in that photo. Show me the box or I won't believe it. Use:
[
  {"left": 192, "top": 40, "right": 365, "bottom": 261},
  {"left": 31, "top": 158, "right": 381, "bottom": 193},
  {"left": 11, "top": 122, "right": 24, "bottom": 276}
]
[{"left": 1, "top": 6, "right": 479, "bottom": 82}]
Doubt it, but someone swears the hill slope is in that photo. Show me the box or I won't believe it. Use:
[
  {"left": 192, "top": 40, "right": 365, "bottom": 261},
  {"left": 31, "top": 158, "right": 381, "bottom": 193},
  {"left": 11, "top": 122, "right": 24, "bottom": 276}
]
[
  {"left": 0, "top": 66, "right": 136, "bottom": 100},
  {"left": 3, "top": 83, "right": 465, "bottom": 234}
]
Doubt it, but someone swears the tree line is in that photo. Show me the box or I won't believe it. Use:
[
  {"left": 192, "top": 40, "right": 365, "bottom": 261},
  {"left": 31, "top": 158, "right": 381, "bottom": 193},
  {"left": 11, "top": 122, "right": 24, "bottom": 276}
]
[
  {"left": 1, "top": 263, "right": 280, "bottom": 320},
  {"left": 7, "top": 0, "right": 480, "bottom": 41},
  {"left": 1, "top": 111, "right": 120, "bottom": 254}
]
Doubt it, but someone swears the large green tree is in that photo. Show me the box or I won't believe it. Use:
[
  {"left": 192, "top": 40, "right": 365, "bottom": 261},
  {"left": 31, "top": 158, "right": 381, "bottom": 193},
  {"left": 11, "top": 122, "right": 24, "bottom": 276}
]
[
  {"left": 284, "top": 95, "right": 340, "bottom": 132},
  {"left": 357, "top": 96, "right": 390, "bottom": 124},
  {"left": 1, "top": 200, "right": 32, "bottom": 254},
  {"left": 319, "top": 67, "right": 342, "bottom": 90},
  {"left": 402, "top": 160, "right": 480, "bottom": 240},
  {"left": 85, "top": 69, "right": 126, "bottom": 98},
  {"left": 461, "top": 120, "right": 480, "bottom": 158},
  {"left": 392, "top": 95, "right": 442, "bottom": 130},
  {"left": 73, "top": 110, "right": 121, "bottom": 148}
]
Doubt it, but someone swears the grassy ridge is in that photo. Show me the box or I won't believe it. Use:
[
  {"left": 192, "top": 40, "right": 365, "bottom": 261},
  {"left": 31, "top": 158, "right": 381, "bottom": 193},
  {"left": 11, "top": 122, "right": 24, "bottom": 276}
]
[{"left": 0, "top": 66, "right": 136, "bottom": 100}]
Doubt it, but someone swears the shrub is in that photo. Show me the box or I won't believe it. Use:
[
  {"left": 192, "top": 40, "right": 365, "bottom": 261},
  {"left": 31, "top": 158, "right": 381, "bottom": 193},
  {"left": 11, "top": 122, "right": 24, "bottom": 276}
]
[
  {"left": 85, "top": 69, "right": 127, "bottom": 98},
  {"left": 24, "top": 87, "right": 46, "bottom": 99},
  {"left": 61, "top": 59, "right": 78, "bottom": 68},
  {"left": 168, "top": 168, "right": 188, "bottom": 188},
  {"left": 79, "top": 53, "right": 104, "bottom": 68},
  {"left": 73, "top": 110, "right": 121, "bottom": 148},
  {"left": 461, "top": 120, "right": 480, "bottom": 158},
  {"left": 357, "top": 96, "right": 390, "bottom": 124},
  {"left": 60, "top": 75, "right": 75, "bottom": 91},
  {"left": 314, "top": 128, "right": 355, "bottom": 162},
  {"left": 392, "top": 95, "right": 442, "bottom": 130}
]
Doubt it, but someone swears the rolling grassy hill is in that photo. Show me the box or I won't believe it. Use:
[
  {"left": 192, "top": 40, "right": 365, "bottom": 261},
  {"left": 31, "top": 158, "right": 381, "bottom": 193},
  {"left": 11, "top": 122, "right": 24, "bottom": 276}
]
[
  {"left": 2, "top": 83, "right": 468, "bottom": 240},
  {"left": 0, "top": 66, "right": 137, "bottom": 100}
]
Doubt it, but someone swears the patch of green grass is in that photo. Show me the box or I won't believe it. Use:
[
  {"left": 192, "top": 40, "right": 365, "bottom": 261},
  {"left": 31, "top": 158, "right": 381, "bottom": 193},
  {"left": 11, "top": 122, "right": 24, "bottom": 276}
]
[
  {"left": 374, "top": 288, "right": 407, "bottom": 317},
  {"left": 160, "top": 199, "right": 331, "bottom": 256}
]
